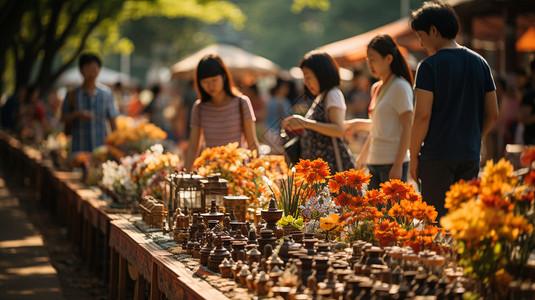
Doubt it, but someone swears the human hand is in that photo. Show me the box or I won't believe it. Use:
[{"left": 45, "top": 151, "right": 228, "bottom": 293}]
[
  {"left": 282, "top": 115, "right": 307, "bottom": 134},
  {"left": 77, "top": 110, "right": 94, "bottom": 120},
  {"left": 389, "top": 164, "right": 402, "bottom": 180}
]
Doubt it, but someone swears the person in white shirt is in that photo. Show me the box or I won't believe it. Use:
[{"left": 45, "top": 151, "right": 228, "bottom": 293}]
[{"left": 345, "top": 34, "right": 414, "bottom": 189}]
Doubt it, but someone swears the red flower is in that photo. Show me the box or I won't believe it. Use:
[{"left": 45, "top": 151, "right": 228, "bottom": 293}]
[
  {"left": 521, "top": 146, "right": 535, "bottom": 166},
  {"left": 524, "top": 170, "right": 535, "bottom": 186}
]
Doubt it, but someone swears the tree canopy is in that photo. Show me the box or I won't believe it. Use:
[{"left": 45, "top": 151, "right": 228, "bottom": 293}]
[{"left": 0, "top": 0, "right": 245, "bottom": 95}]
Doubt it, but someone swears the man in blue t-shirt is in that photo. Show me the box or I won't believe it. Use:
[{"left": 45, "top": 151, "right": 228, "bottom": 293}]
[{"left": 408, "top": 2, "right": 499, "bottom": 219}]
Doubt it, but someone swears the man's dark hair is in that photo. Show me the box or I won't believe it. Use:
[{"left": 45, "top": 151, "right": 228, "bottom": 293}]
[
  {"left": 78, "top": 53, "right": 102, "bottom": 69},
  {"left": 410, "top": 1, "right": 459, "bottom": 39}
]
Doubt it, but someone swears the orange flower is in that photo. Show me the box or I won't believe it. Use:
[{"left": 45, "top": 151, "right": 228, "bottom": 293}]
[
  {"left": 523, "top": 170, "right": 535, "bottom": 186},
  {"left": 374, "top": 220, "right": 402, "bottom": 247},
  {"left": 514, "top": 185, "right": 535, "bottom": 203},
  {"left": 445, "top": 179, "right": 479, "bottom": 210},
  {"left": 334, "top": 191, "right": 368, "bottom": 208},
  {"left": 409, "top": 200, "right": 438, "bottom": 224},
  {"left": 479, "top": 184, "right": 513, "bottom": 210},
  {"left": 521, "top": 146, "right": 535, "bottom": 166},
  {"left": 388, "top": 202, "right": 404, "bottom": 219},
  {"left": 320, "top": 213, "right": 344, "bottom": 232},
  {"left": 364, "top": 189, "right": 386, "bottom": 206},
  {"left": 328, "top": 172, "right": 347, "bottom": 194},
  {"left": 340, "top": 206, "right": 383, "bottom": 224},
  {"left": 380, "top": 180, "right": 418, "bottom": 202},
  {"left": 344, "top": 169, "right": 372, "bottom": 190},
  {"left": 295, "top": 158, "right": 331, "bottom": 185}
]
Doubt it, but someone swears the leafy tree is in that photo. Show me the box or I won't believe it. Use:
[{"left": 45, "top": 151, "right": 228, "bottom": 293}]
[{"left": 0, "top": 0, "right": 245, "bottom": 96}]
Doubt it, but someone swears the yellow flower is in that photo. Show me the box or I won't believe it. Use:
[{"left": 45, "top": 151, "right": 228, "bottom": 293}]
[
  {"left": 320, "top": 213, "right": 343, "bottom": 232},
  {"left": 445, "top": 179, "right": 478, "bottom": 210},
  {"left": 480, "top": 158, "right": 517, "bottom": 188}
]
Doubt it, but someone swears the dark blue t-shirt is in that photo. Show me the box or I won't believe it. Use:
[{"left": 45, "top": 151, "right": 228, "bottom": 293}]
[{"left": 414, "top": 47, "right": 495, "bottom": 161}]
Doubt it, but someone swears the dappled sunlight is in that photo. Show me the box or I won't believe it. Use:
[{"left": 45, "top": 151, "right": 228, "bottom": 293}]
[
  {"left": 5, "top": 264, "right": 57, "bottom": 276},
  {"left": 0, "top": 235, "right": 43, "bottom": 248}
]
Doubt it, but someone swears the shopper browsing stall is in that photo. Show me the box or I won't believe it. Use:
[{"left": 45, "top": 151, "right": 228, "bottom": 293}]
[
  {"left": 346, "top": 34, "right": 414, "bottom": 189},
  {"left": 282, "top": 51, "right": 355, "bottom": 172},
  {"left": 408, "top": 2, "right": 499, "bottom": 218},
  {"left": 184, "top": 54, "right": 260, "bottom": 171}
]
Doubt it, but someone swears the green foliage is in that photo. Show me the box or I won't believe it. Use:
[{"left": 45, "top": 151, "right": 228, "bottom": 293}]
[
  {"left": 271, "top": 171, "right": 304, "bottom": 218},
  {"left": 233, "top": 0, "right": 421, "bottom": 69},
  {"left": 1, "top": 0, "right": 244, "bottom": 94},
  {"left": 291, "top": 0, "right": 330, "bottom": 13}
]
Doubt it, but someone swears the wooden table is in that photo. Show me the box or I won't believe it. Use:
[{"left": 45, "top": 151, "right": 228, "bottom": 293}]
[{"left": 0, "top": 131, "right": 230, "bottom": 300}]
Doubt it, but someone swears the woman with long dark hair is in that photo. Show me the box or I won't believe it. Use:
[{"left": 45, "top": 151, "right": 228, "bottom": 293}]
[
  {"left": 282, "top": 51, "right": 356, "bottom": 172},
  {"left": 183, "top": 54, "right": 259, "bottom": 171},
  {"left": 346, "top": 34, "right": 414, "bottom": 189}
]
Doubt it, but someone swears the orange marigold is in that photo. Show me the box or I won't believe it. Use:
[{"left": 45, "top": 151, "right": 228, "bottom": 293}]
[
  {"left": 374, "top": 220, "right": 402, "bottom": 247},
  {"left": 345, "top": 169, "right": 372, "bottom": 190},
  {"left": 380, "top": 179, "right": 418, "bottom": 202},
  {"left": 295, "top": 158, "right": 331, "bottom": 185},
  {"left": 364, "top": 189, "right": 386, "bottom": 206},
  {"left": 328, "top": 173, "right": 347, "bottom": 194},
  {"left": 334, "top": 191, "right": 368, "bottom": 208}
]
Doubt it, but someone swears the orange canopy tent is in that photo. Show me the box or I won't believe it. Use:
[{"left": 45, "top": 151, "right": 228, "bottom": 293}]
[
  {"left": 517, "top": 26, "right": 535, "bottom": 52},
  {"left": 317, "top": 17, "right": 421, "bottom": 68}
]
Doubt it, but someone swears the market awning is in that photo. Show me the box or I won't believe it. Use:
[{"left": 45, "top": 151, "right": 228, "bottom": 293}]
[
  {"left": 171, "top": 44, "right": 281, "bottom": 80},
  {"left": 317, "top": 17, "right": 420, "bottom": 67},
  {"left": 517, "top": 26, "right": 535, "bottom": 52}
]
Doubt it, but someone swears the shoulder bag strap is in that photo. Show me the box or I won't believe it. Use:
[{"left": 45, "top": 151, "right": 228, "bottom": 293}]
[{"left": 323, "top": 91, "right": 344, "bottom": 172}]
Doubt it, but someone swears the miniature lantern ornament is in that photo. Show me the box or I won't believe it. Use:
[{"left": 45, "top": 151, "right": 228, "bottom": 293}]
[
  {"left": 173, "top": 171, "right": 203, "bottom": 212},
  {"left": 200, "top": 173, "right": 229, "bottom": 212}
]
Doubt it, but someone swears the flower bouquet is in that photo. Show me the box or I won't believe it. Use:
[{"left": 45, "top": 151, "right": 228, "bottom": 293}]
[
  {"left": 101, "top": 144, "right": 179, "bottom": 207},
  {"left": 194, "top": 142, "right": 287, "bottom": 219},
  {"left": 105, "top": 116, "right": 167, "bottom": 156},
  {"left": 441, "top": 155, "right": 535, "bottom": 298}
]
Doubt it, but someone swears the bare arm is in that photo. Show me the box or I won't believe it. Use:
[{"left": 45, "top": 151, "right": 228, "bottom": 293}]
[
  {"left": 481, "top": 90, "right": 499, "bottom": 141},
  {"left": 409, "top": 89, "right": 433, "bottom": 181},
  {"left": 389, "top": 111, "right": 413, "bottom": 179},
  {"left": 243, "top": 120, "right": 260, "bottom": 152},
  {"left": 282, "top": 107, "right": 345, "bottom": 138},
  {"left": 109, "top": 116, "right": 117, "bottom": 132},
  {"left": 345, "top": 118, "right": 372, "bottom": 133},
  {"left": 184, "top": 126, "right": 202, "bottom": 172}
]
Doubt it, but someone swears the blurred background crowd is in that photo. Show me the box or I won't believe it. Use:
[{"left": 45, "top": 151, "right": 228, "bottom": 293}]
[{"left": 0, "top": 0, "right": 534, "bottom": 164}]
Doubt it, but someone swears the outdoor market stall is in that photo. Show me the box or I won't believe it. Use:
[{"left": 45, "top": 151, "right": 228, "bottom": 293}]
[{"left": 1, "top": 129, "right": 534, "bottom": 300}]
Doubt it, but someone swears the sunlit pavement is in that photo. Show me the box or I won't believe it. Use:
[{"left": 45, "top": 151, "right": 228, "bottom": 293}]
[{"left": 0, "top": 177, "right": 64, "bottom": 300}]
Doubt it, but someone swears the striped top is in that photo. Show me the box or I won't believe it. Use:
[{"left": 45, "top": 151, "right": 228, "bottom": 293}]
[{"left": 190, "top": 96, "right": 256, "bottom": 148}]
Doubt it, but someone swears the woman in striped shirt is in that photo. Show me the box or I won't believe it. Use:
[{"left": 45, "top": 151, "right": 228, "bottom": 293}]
[{"left": 184, "top": 54, "right": 260, "bottom": 171}]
